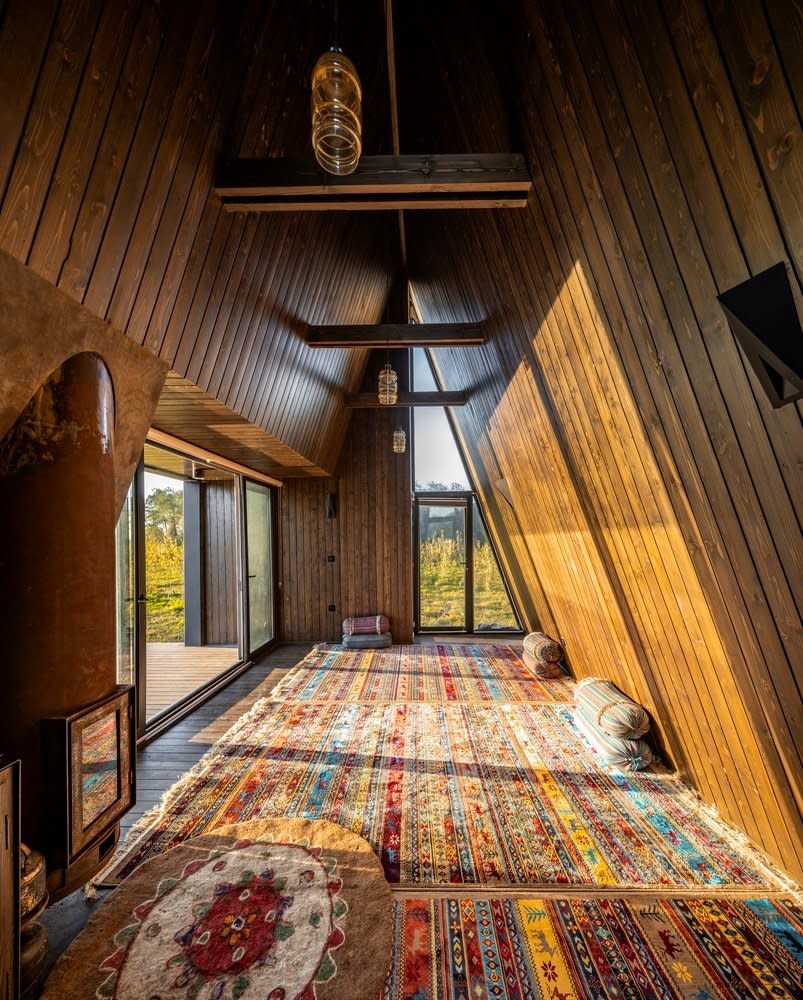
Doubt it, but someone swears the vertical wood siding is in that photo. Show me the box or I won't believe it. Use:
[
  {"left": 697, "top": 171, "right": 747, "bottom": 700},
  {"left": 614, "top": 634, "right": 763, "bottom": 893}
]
[
  {"left": 404, "top": 0, "right": 803, "bottom": 881},
  {"left": 0, "top": 0, "right": 394, "bottom": 475},
  {"left": 280, "top": 408, "right": 414, "bottom": 643}
]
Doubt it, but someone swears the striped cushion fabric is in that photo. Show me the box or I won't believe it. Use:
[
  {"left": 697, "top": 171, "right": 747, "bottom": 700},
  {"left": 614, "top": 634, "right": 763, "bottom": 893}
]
[
  {"left": 341, "top": 631, "right": 393, "bottom": 650},
  {"left": 522, "top": 631, "right": 563, "bottom": 662},
  {"left": 573, "top": 703, "right": 655, "bottom": 772},
  {"left": 522, "top": 649, "right": 564, "bottom": 679},
  {"left": 574, "top": 676, "right": 650, "bottom": 739},
  {"left": 342, "top": 615, "right": 391, "bottom": 636}
]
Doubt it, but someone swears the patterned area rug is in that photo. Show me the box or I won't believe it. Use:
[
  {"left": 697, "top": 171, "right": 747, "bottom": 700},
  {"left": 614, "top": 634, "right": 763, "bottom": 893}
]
[
  {"left": 384, "top": 895, "right": 803, "bottom": 998},
  {"left": 44, "top": 819, "right": 391, "bottom": 1000},
  {"left": 106, "top": 656, "right": 774, "bottom": 890},
  {"left": 94, "top": 643, "right": 803, "bottom": 997},
  {"left": 272, "top": 643, "right": 574, "bottom": 703}
]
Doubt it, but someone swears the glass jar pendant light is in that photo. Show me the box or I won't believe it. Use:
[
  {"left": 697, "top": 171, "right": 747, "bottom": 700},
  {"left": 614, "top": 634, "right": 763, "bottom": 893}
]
[
  {"left": 392, "top": 428, "right": 406, "bottom": 453},
  {"left": 311, "top": 47, "right": 362, "bottom": 176},
  {"left": 378, "top": 362, "right": 398, "bottom": 405}
]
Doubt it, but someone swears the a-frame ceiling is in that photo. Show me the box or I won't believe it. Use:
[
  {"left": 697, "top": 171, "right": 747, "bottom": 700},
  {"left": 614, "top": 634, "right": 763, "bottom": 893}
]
[{"left": 0, "top": 0, "right": 411, "bottom": 477}]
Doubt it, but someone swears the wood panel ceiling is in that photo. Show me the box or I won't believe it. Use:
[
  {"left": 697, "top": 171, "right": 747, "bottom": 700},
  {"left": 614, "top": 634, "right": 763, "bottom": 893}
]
[
  {"left": 0, "top": 0, "right": 396, "bottom": 477},
  {"left": 397, "top": 0, "right": 803, "bottom": 881},
  {"left": 2, "top": 0, "right": 801, "bottom": 881}
]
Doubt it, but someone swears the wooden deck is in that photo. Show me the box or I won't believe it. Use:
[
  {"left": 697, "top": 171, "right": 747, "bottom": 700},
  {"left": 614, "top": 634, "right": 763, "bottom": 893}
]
[{"left": 145, "top": 642, "right": 240, "bottom": 721}]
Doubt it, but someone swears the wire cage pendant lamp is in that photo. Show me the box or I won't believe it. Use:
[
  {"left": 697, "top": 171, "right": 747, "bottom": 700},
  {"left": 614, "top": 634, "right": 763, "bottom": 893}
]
[
  {"left": 311, "top": 0, "right": 362, "bottom": 176},
  {"left": 378, "top": 361, "right": 398, "bottom": 404},
  {"left": 392, "top": 428, "right": 406, "bottom": 453}
]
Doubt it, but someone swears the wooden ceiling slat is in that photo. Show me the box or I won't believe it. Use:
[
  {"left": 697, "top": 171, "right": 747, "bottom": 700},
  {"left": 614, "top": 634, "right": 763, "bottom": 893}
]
[
  {"left": 57, "top": 0, "right": 180, "bottom": 303},
  {"left": 171, "top": 211, "right": 238, "bottom": 375},
  {"left": 235, "top": 218, "right": 312, "bottom": 419},
  {"left": 146, "top": 5, "right": 292, "bottom": 363},
  {"left": 0, "top": 0, "right": 104, "bottom": 262},
  {"left": 205, "top": 217, "right": 275, "bottom": 398},
  {"left": 245, "top": 217, "right": 344, "bottom": 424},
  {"left": 111, "top": 0, "right": 234, "bottom": 339},
  {"left": 142, "top": 116, "right": 225, "bottom": 356},
  {"left": 218, "top": 218, "right": 293, "bottom": 406},
  {"left": 184, "top": 215, "right": 251, "bottom": 384},
  {"left": 0, "top": 0, "right": 60, "bottom": 197},
  {"left": 27, "top": 1, "right": 136, "bottom": 283},
  {"left": 247, "top": 219, "right": 329, "bottom": 426},
  {"left": 190, "top": 219, "right": 258, "bottom": 390}
]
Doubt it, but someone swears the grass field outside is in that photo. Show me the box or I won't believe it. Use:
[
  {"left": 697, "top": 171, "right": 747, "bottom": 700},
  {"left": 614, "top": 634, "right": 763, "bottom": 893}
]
[
  {"left": 419, "top": 533, "right": 517, "bottom": 629},
  {"left": 146, "top": 537, "right": 184, "bottom": 641}
]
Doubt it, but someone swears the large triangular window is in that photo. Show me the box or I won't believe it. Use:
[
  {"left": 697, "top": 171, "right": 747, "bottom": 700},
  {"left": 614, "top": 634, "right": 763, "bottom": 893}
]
[{"left": 412, "top": 348, "right": 521, "bottom": 633}]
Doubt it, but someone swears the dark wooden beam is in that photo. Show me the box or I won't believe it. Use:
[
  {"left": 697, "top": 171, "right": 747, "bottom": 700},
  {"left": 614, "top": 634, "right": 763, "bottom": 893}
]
[
  {"left": 344, "top": 391, "right": 467, "bottom": 408},
  {"left": 214, "top": 154, "right": 531, "bottom": 212},
  {"left": 306, "top": 323, "right": 485, "bottom": 348}
]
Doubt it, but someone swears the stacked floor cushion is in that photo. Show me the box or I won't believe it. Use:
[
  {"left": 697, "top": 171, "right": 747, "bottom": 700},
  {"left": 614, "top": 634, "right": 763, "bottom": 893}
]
[
  {"left": 341, "top": 615, "right": 392, "bottom": 649},
  {"left": 573, "top": 677, "right": 654, "bottom": 771},
  {"left": 521, "top": 631, "right": 564, "bottom": 678}
]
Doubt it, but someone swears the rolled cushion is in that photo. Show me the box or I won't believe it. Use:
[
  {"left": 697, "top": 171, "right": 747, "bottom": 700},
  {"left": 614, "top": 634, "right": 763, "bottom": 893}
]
[
  {"left": 341, "top": 631, "right": 393, "bottom": 650},
  {"left": 573, "top": 703, "right": 655, "bottom": 772},
  {"left": 342, "top": 615, "right": 391, "bottom": 636},
  {"left": 522, "top": 649, "right": 564, "bottom": 679},
  {"left": 522, "top": 631, "right": 563, "bottom": 662},
  {"left": 574, "top": 676, "right": 650, "bottom": 739}
]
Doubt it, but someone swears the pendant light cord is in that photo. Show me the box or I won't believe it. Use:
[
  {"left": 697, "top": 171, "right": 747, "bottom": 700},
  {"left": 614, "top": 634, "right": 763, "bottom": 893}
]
[{"left": 333, "top": 0, "right": 340, "bottom": 51}]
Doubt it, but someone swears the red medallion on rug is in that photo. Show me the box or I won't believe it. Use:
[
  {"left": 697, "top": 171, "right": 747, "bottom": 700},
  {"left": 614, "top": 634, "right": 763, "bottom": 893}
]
[{"left": 97, "top": 838, "right": 347, "bottom": 1000}]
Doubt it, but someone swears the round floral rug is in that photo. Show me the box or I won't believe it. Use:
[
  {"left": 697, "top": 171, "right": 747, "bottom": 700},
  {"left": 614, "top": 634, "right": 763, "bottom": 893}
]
[{"left": 42, "top": 818, "right": 392, "bottom": 1000}]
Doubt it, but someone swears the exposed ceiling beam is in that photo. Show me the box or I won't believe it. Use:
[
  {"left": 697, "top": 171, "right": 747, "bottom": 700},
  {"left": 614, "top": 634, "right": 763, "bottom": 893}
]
[
  {"left": 306, "top": 323, "right": 484, "bottom": 348},
  {"left": 214, "top": 154, "right": 532, "bottom": 212},
  {"left": 344, "top": 391, "right": 467, "bottom": 408}
]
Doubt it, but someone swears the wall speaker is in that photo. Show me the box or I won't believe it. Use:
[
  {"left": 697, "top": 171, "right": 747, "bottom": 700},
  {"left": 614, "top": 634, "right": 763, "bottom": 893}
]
[{"left": 718, "top": 261, "right": 803, "bottom": 408}]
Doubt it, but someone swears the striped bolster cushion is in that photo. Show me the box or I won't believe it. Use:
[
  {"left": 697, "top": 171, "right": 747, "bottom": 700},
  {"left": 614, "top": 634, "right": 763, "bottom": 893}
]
[
  {"left": 341, "top": 632, "right": 393, "bottom": 650},
  {"left": 573, "top": 703, "right": 655, "bottom": 772},
  {"left": 522, "top": 649, "right": 564, "bottom": 679},
  {"left": 342, "top": 615, "right": 391, "bottom": 636},
  {"left": 574, "top": 676, "right": 650, "bottom": 739},
  {"left": 522, "top": 631, "right": 563, "bottom": 662}
]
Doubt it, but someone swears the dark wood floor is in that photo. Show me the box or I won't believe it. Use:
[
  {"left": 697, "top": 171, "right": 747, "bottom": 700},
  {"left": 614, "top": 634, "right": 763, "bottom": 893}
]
[
  {"left": 38, "top": 635, "right": 516, "bottom": 990},
  {"left": 39, "top": 641, "right": 314, "bottom": 989}
]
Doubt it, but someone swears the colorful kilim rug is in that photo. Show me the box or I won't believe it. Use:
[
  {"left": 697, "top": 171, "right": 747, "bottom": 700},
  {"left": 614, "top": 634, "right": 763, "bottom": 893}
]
[
  {"left": 96, "top": 643, "right": 803, "bottom": 997},
  {"left": 105, "top": 698, "right": 776, "bottom": 889},
  {"left": 384, "top": 895, "right": 803, "bottom": 999},
  {"left": 271, "top": 643, "right": 573, "bottom": 703}
]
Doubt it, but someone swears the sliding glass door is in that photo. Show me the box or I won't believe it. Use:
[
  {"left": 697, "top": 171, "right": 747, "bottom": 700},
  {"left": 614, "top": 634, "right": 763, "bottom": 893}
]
[
  {"left": 117, "top": 444, "right": 278, "bottom": 736},
  {"left": 244, "top": 481, "right": 274, "bottom": 654}
]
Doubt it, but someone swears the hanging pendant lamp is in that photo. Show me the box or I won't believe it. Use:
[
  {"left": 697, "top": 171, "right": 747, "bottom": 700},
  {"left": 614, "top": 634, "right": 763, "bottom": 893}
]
[
  {"left": 311, "top": 44, "right": 362, "bottom": 176},
  {"left": 392, "top": 428, "right": 406, "bottom": 453},
  {"left": 378, "top": 362, "right": 398, "bottom": 405}
]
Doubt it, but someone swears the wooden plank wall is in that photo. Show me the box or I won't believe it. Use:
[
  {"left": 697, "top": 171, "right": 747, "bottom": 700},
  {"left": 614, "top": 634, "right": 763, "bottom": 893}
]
[
  {"left": 203, "top": 478, "right": 239, "bottom": 645},
  {"left": 279, "top": 477, "right": 342, "bottom": 642},
  {"left": 402, "top": 0, "right": 803, "bottom": 880},
  {"left": 280, "top": 408, "right": 414, "bottom": 643},
  {"left": 0, "top": 0, "right": 394, "bottom": 477}
]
